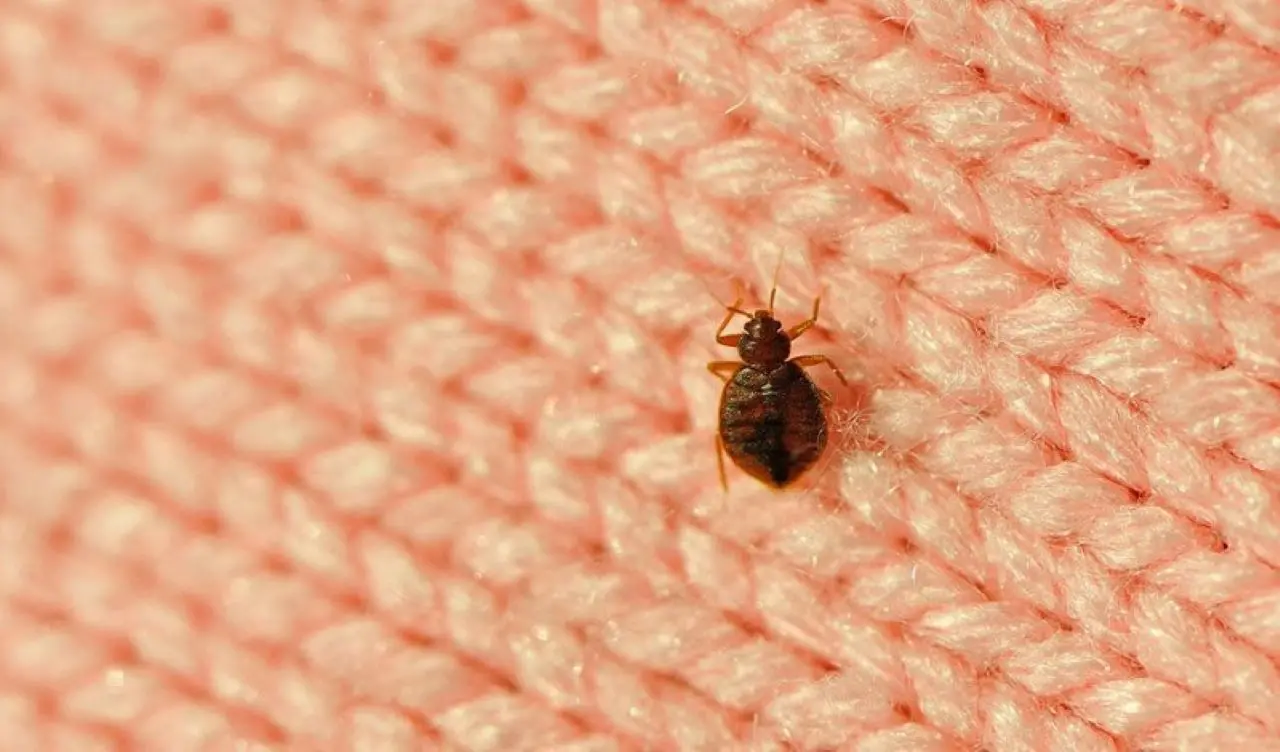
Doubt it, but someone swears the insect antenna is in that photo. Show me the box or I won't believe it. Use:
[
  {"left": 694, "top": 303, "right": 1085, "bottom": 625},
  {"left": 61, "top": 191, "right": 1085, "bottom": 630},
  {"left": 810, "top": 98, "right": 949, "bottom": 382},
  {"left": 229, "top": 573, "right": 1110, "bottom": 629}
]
[
  {"left": 766, "top": 243, "right": 785, "bottom": 316},
  {"left": 700, "top": 277, "right": 749, "bottom": 316}
]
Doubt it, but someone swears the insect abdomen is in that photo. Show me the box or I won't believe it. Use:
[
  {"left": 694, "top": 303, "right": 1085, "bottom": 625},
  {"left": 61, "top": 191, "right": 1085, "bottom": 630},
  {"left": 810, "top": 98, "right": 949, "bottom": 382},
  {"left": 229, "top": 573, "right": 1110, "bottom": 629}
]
[{"left": 719, "top": 363, "right": 828, "bottom": 487}]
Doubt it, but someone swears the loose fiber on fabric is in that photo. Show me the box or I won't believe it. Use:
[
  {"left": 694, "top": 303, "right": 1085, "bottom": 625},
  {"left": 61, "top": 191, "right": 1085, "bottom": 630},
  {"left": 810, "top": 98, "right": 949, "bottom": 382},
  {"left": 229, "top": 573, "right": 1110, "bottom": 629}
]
[{"left": 2, "top": 0, "right": 1280, "bottom": 749}]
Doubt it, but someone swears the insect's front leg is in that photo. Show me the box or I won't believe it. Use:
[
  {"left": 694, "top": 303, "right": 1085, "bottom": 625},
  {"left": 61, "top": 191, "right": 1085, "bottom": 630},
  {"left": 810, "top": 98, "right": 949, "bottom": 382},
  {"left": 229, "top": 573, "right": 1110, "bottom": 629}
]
[
  {"left": 786, "top": 296, "right": 823, "bottom": 341},
  {"left": 714, "top": 297, "right": 749, "bottom": 347}
]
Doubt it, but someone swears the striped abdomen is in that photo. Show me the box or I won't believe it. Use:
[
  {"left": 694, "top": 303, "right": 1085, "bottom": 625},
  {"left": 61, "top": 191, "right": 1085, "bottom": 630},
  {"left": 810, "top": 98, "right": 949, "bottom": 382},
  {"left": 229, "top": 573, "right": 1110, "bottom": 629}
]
[{"left": 718, "top": 361, "right": 828, "bottom": 487}]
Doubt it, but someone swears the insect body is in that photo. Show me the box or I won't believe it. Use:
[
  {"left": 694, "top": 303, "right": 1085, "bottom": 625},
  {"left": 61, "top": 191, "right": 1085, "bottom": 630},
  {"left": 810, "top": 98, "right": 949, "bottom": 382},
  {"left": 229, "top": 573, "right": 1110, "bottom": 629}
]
[{"left": 708, "top": 289, "right": 846, "bottom": 490}]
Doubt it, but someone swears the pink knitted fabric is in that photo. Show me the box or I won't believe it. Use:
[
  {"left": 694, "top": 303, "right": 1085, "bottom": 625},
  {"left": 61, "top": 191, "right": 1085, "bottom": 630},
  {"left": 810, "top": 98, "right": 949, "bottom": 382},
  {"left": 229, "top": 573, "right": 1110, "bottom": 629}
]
[{"left": 3, "top": 0, "right": 1280, "bottom": 749}]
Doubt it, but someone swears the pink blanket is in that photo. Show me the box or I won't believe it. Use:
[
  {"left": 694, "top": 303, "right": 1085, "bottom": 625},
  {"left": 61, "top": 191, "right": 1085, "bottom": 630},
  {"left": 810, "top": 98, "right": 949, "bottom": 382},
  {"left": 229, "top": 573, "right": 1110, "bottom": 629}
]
[{"left": 2, "top": 0, "right": 1280, "bottom": 749}]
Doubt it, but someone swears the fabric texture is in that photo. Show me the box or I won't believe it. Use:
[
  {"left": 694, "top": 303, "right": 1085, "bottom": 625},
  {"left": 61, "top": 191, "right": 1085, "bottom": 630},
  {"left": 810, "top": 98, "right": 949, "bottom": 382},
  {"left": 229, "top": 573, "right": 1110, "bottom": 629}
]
[{"left": 3, "top": 0, "right": 1280, "bottom": 749}]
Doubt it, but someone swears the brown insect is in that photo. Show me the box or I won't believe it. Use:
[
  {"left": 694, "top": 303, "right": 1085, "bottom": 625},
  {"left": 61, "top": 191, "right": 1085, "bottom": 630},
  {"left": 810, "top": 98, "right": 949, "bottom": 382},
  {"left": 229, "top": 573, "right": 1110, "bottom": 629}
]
[{"left": 707, "top": 287, "right": 847, "bottom": 490}]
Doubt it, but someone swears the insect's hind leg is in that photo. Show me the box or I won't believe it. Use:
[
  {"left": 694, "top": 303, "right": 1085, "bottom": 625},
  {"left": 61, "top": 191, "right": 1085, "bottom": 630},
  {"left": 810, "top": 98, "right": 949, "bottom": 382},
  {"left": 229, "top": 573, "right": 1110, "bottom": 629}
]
[{"left": 715, "top": 434, "right": 728, "bottom": 492}]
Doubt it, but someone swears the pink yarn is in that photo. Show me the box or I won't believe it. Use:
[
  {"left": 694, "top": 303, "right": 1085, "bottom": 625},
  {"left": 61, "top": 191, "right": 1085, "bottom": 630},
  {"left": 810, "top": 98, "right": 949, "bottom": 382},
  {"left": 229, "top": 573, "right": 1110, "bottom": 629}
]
[{"left": 2, "top": 0, "right": 1280, "bottom": 749}]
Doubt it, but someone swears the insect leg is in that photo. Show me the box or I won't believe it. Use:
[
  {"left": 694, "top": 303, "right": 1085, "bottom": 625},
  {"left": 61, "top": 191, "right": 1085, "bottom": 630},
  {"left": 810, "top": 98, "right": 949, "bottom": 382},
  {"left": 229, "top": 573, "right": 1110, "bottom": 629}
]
[
  {"left": 715, "top": 297, "right": 750, "bottom": 347},
  {"left": 706, "top": 361, "right": 740, "bottom": 382},
  {"left": 716, "top": 434, "right": 729, "bottom": 492},
  {"left": 786, "top": 296, "right": 823, "bottom": 341},
  {"left": 791, "top": 353, "right": 848, "bottom": 386}
]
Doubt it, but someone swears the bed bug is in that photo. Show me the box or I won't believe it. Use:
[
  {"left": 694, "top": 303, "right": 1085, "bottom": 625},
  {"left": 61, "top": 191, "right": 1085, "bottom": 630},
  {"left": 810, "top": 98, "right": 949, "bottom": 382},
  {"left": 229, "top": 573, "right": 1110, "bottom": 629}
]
[{"left": 707, "top": 287, "right": 847, "bottom": 490}]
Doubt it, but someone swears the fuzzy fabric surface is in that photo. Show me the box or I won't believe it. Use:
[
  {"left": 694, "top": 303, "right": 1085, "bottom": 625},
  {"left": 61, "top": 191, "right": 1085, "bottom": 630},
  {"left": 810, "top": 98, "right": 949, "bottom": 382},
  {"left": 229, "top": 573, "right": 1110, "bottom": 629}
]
[{"left": 2, "top": 0, "right": 1280, "bottom": 750}]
